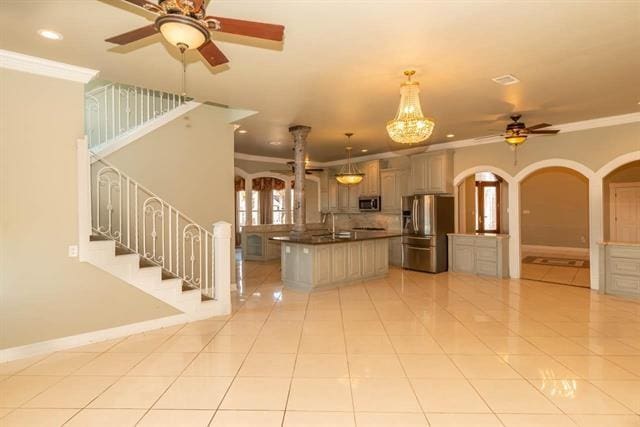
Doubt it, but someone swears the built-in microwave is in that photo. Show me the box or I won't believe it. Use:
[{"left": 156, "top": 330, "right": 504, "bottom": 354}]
[{"left": 358, "top": 196, "right": 381, "bottom": 211}]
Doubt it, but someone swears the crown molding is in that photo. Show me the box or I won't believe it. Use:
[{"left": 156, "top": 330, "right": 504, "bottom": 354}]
[
  {"left": 0, "top": 49, "right": 99, "bottom": 83},
  {"left": 235, "top": 112, "right": 640, "bottom": 167}
]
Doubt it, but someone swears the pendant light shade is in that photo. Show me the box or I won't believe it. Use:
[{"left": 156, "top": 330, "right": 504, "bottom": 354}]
[
  {"left": 335, "top": 133, "right": 365, "bottom": 185},
  {"left": 386, "top": 70, "right": 435, "bottom": 144}
]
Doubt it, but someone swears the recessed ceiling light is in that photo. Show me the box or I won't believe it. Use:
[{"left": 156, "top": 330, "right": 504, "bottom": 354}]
[
  {"left": 237, "top": 129, "right": 248, "bottom": 134},
  {"left": 491, "top": 74, "right": 519, "bottom": 86},
  {"left": 37, "top": 29, "right": 63, "bottom": 40},
  {"left": 361, "top": 149, "right": 368, "bottom": 153},
  {"left": 446, "top": 134, "right": 455, "bottom": 138},
  {"left": 269, "top": 141, "right": 281, "bottom": 146}
]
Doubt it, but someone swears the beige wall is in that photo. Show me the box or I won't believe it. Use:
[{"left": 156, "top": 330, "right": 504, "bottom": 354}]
[
  {"left": 106, "top": 104, "right": 237, "bottom": 282},
  {"left": 452, "top": 122, "right": 640, "bottom": 178},
  {"left": 603, "top": 160, "right": 640, "bottom": 240},
  {"left": 520, "top": 167, "right": 589, "bottom": 248},
  {"left": 0, "top": 69, "right": 179, "bottom": 349}
]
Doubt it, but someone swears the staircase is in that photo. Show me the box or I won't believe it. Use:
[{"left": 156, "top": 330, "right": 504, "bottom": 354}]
[
  {"left": 77, "top": 83, "right": 231, "bottom": 320},
  {"left": 85, "top": 81, "right": 200, "bottom": 157}
]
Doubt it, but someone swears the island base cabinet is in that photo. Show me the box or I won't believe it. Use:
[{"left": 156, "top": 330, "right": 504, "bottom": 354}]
[
  {"left": 281, "top": 239, "right": 390, "bottom": 291},
  {"left": 600, "top": 244, "right": 640, "bottom": 298},
  {"left": 448, "top": 234, "right": 509, "bottom": 278}
]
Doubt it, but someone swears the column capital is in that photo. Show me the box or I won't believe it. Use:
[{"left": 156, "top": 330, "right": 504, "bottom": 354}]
[{"left": 288, "top": 125, "right": 312, "bottom": 139}]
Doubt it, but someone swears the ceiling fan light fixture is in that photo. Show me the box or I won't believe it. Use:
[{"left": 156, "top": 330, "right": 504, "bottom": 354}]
[
  {"left": 386, "top": 70, "right": 435, "bottom": 145},
  {"left": 156, "top": 14, "right": 209, "bottom": 50},
  {"left": 505, "top": 134, "right": 527, "bottom": 146},
  {"left": 335, "top": 134, "right": 365, "bottom": 186}
]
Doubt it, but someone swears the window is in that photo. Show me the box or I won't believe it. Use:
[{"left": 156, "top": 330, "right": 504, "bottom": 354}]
[
  {"left": 236, "top": 190, "right": 247, "bottom": 231},
  {"left": 272, "top": 189, "right": 287, "bottom": 225},
  {"left": 475, "top": 172, "right": 500, "bottom": 233},
  {"left": 251, "top": 190, "right": 259, "bottom": 225}
]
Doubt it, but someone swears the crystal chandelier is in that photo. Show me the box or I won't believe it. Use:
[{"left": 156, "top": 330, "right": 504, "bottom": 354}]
[
  {"left": 335, "top": 133, "right": 365, "bottom": 185},
  {"left": 386, "top": 70, "right": 435, "bottom": 144}
]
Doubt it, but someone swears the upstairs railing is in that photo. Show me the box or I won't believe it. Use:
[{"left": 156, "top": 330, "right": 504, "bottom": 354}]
[
  {"left": 89, "top": 153, "right": 219, "bottom": 299},
  {"left": 85, "top": 82, "right": 186, "bottom": 150}
]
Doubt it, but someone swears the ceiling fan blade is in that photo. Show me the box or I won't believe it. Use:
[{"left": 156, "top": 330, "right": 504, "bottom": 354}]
[
  {"left": 198, "top": 41, "right": 229, "bottom": 67},
  {"left": 209, "top": 16, "right": 285, "bottom": 41},
  {"left": 529, "top": 129, "right": 560, "bottom": 135},
  {"left": 527, "top": 123, "right": 553, "bottom": 131},
  {"left": 105, "top": 24, "right": 159, "bottom": 45},
  {"left": 121, "top": 0, "right": 156, "bottom": 8}
]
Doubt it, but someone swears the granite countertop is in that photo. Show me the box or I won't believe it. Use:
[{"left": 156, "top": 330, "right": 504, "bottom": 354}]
[
  {"left": 448, "top": 232, "right": 510, "bottom": 238},
  {"left": 271, "top": 231, "right": 401, "bottom": 245}
]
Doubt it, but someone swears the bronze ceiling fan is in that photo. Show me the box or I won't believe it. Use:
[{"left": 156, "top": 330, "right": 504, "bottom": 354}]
[{"left": 104, "top": 0, "right": 285, "bottom": 68}]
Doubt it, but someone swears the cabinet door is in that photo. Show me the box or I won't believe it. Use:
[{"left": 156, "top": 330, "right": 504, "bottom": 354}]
[
  {"left": 348, "top": 183, "right": 361, "bottom": 212},
  {"left": 380, "top": 171, "right": 396, "bottom": 211},
  {"left": 375, "top": 239, "right": 388, "bottom": 275},
  {"left": 426, "top": 152, "right": 452, "bottom": 194},
  {"left": 315, "top": 246, "right": 332, "bottom": 285},
  {"left": 244, "top": 233, "right": 264, "bottom": 258},
  {"left": 348, "top": 242, "right": 362, "bottom": 279},
  {"left": 388, "top": 237, "right": 402, "bottom": 266},
  {"left": 362, "top": 241, "right": 376, "bottom": 276},
  {"left": 328, "top": 178, "right": 339, "bottom": 211},
  {"left": 338, "top": 184, "right": 349, "bottom": 211},
  {"left": 452, "top": 243, "right": 475, "bottom": 273},
  {"left": 411, "top": 155, "right": 426, "bottom": 193},
  {"left": 332, "top": 244, "right": 348, "bottom": 282},
  {"left": 368, "top": 161, "right": 380, "bottom": 195}
]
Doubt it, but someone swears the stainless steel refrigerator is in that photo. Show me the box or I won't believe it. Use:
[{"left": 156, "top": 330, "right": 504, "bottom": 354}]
[{"left": 401, "top": 194, "right": 454, "bottom": 273}]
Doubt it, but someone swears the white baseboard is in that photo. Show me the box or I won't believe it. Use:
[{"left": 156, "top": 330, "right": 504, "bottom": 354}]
[
  {"left": 521, "top": 244, "right": 590, "bottom": 258},
  {"left": 0, "top": 314, "right": 191, "bottom": 363}
]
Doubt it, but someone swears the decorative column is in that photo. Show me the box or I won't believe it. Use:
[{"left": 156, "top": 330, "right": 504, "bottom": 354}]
[{"left": 289, "top": 125, "right": 311, "bottom": 238}]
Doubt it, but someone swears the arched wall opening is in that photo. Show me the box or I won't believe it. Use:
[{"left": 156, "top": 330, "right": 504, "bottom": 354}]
[
  {"left": 519, "top": 166, "right": 591, "bottom": 287},
  {"left": 455, "top": 171, "right": 510, "bottom": 235}
]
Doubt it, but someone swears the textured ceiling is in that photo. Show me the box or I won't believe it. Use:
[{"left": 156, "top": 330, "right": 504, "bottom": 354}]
[{"left": 1, "top": 0, "right": 639, "bottom": 161}]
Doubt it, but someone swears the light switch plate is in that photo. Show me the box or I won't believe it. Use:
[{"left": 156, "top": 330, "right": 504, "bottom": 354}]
[
  {"left": 68, "top": 245, "right": 79, "bottom": 257},
  {"left": 303, "top": 248, "right": 309, "bottom": 254},
  {"left": 285, "top": 246, "right": 291, "bottom": 254}
]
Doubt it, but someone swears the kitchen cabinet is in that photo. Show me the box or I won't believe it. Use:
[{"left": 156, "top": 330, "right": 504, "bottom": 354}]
[
  {"left": 328, "top": 177, "right": 339, "bottom": 211},
  {"left": 359, "top": 160, "right": 380, "bottom": 196},
  {"left": 388, "top": 237, "right": 402, "bottom": 266},
  {"left": 380, "top": 169, "right": 410, "bottom": 212},
  {"left": 599, "top": 243, "right": 640, "bottom": 298},
  {"left": 410, "top": 151, "right": 453, "bottom": 194},
  {"left": 448, "top": 233, "right": 509, "bottom": 278}
]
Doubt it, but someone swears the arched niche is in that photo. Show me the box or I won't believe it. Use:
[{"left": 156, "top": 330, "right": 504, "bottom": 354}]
[
  {"left": 602, "top": 159, "right": 640, "bottom": 242},
  {"left": 455, "top": 170, "right": 511, "bottom": 235}
]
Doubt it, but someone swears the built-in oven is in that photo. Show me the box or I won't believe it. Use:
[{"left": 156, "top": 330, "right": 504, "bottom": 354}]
[{"left": 358, "top": 196, "right": 381, "bottom": 212}]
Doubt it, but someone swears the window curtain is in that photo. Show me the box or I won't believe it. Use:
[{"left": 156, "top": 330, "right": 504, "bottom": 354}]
[{"left": 252, "top": 177, "right": 285, "bottom": 224}]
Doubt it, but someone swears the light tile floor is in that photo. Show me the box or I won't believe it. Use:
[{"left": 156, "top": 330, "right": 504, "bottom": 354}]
[{"left": 1, "top": 261, "right": 639, "bottom": 426}]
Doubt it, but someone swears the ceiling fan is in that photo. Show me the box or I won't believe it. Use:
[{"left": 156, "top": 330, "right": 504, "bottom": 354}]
[
  {"left": 503, "top": 114, "right": 560, "bottom": 147},
  {"left": 104, "top": 0, "right": 285, "bottom": 69}
]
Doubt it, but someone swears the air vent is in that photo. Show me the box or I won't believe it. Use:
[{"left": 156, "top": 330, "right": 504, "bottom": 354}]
[{"left": 491, "top": 74, "right": 520, "bottom": 85}]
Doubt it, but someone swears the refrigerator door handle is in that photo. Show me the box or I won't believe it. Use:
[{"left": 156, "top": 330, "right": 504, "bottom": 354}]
[
  {"left": 406, "top": 246, "right": 432, "bottom": 251},
  {"left": 412, "top": 199, "right": 419, "bottom": 233}
]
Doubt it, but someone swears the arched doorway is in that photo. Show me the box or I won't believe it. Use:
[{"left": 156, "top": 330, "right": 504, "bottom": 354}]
[
  {"left": 456, "top": 171, "right": 510, "bottom": 235},
  {"left": 519, "top": 167, "right": 590, "bottom": 287},
  {"left": 603, "top": 160, "right": 640, "bottom": 243}
]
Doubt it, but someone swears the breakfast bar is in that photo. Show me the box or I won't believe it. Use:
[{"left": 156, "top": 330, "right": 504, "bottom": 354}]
[{"left": 271, "top": 231, "right": 400, "bottom": 290}]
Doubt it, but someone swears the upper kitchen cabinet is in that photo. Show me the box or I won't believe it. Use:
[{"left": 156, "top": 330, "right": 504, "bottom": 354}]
[
  {"left": 410, "top": 150, "right": 453, "bottom": 194},
  {"left": 359, "top": 160, "right": 380, "bottom": 196},
  {"left": 380, "top": 169, "right": 410, "bottom": 212}
]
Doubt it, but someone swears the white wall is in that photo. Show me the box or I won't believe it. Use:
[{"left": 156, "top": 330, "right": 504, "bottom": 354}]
[{"left": 0, "top": 69, "right": 179, "bottom": 350}]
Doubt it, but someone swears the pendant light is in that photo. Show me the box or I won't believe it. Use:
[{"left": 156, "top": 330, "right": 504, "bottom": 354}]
[
  {"left": 335, "top": 133, "right": 365, "bottom": 185},
  {"left": 386, "top": 70, "right": 435, "bottom": 144}
]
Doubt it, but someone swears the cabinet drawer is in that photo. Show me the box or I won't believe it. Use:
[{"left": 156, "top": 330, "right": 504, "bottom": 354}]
[
  {"left": 608, "top": 274, "right": 640, "bottom": 294},
  {"left": 453, "top": 236, "right": 475, "bottom": 246},
  {"left": 475, "top": 238, "right": 497, "bottom": 248},
  {"left": 476, "top": 260, "right": 497, "bottom": 276},
  {"left": 609, "top": 258, "right": 640, "bottom": 276},
  {"left": 609, "top": 246, "right": 640, "bottom": 259},
  {"left": 476, "top": 247, "right": 497, "bottom": 262}
]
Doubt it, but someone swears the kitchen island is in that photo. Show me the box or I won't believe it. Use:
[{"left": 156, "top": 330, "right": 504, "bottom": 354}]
[{"left": 271, "top": 231, "right": 400, "bottom": 290}]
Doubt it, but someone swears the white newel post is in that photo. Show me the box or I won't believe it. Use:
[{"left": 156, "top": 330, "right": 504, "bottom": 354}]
[
  {"left": 77, "top": 137, "right": 91, "bottom": 261},
  {"left": 213, "top": 221, "right": 232, "bottom": 315}
]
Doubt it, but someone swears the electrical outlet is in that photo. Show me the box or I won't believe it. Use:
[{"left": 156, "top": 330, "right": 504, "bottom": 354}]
[
  {"left": 522, "top": 209, "right": 531, "bottom": 215},
  {"left": 68, "top": 245, "right": 79, "bottom": 257},
  {"left": 285, "top": 246, "right": 291, "bottom": 254},
  {"left": 303, "top": 248, "right": 309, "bottom": 254}
]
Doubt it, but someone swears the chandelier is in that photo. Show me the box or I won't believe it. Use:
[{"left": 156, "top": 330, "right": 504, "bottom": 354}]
[
  {"left": 386, "top": 70, "right": 435, "bottom": 144},
  {"left": 335, "top": 133, "right": 365, "bottom": 185}
]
